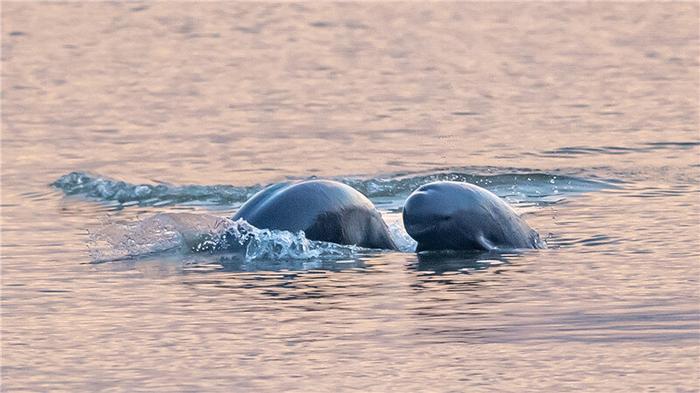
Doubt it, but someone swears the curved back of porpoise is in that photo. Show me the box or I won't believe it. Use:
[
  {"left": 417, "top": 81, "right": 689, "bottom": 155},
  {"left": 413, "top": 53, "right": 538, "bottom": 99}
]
[{"left": 233, "top": 180, "right": 397, "bottom": 250}]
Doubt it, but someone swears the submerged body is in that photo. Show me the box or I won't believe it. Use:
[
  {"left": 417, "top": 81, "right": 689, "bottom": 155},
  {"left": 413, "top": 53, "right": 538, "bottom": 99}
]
[
  {"left": 402, "top": 181, "right": 542, "bottom": 252},
  {"left": 233, "top": 180, "right": 397, "bottom": 250}
]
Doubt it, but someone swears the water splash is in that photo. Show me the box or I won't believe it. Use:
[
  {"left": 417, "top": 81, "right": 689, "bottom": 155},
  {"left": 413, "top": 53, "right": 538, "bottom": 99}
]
[
  {"left": 88, "top": 215, "right": 186, "bottom": 262},
  {"left": 53, "top": 169, "right": 614, "bottom": 208},
  {"left": 192, "top": 218, "right": 361, "bottom": 260},
  {"left": 385, "top": 218, "right": 418, "bottom": 252},
  {"left": 88, "top": 214, "right": 360, "bottom": 264}
]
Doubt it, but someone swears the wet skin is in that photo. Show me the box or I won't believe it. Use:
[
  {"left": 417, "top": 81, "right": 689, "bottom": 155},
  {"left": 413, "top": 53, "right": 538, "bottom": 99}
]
[
  {"left": 402, "top": 181, "right": 542, "bottom": 252},
  {"left": 233, "top": 180, "right": 398, "bottom": 250}
]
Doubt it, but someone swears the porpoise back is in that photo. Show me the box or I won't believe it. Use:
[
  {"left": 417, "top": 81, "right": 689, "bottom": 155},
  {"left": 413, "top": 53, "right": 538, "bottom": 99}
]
[{"left": 234, "top": 180, "right": 397, "bottom": 250}]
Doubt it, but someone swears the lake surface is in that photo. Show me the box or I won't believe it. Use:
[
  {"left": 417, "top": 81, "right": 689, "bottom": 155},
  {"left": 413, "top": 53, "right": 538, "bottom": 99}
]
[{"left": 2, "top": 3, "right": 699, "bottom": 392}]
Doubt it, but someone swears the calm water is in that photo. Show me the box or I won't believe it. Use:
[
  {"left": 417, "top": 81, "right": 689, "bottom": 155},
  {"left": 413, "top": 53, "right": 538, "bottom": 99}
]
[{"left": 2, "top": 2, "right": 699, "bottom": 392}]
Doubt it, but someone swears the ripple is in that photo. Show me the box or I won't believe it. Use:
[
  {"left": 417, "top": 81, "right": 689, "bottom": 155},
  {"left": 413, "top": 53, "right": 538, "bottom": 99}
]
[{"left": 52, "top": 168, "right": 615, "bottom": 208}]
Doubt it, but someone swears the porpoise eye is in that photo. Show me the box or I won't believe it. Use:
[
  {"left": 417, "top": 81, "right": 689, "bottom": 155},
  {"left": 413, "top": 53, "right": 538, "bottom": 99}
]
[{"left": 440, "top": 215, "right": 451, "bottom": 221}]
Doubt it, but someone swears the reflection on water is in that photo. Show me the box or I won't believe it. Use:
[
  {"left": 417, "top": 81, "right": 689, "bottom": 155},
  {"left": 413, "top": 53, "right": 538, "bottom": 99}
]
[
  {"left": 2, "top": 2, "right": 699, "bottom": 392},
  {"left": 412, "top": 250, "right": 515, "bottom": 274}
]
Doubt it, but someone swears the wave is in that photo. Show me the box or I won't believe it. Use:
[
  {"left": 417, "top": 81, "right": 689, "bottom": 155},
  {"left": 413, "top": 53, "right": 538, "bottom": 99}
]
[
  {"left": 53, "top": 171, "right": 262, "bottom": 206},
  {"left": 53, "top": 169, "right": 614, "bottom": 208},
  {"left": 342, "top": 170, "right": 613, "bottom": 202}
]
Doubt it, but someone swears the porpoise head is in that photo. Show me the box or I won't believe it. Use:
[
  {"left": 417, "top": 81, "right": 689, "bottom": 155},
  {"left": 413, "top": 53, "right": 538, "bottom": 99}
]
[{"left": 402, "top": 181, "right": 489, "bottom": 251}]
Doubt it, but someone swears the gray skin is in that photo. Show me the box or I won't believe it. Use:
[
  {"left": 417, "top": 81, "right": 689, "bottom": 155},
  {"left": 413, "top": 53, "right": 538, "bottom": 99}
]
[
  {"left": 402, "top": 181, "right": 542, "bottom": 252},
  {"left": 233, "top": 180, "right": 398, "bottom": 250}
]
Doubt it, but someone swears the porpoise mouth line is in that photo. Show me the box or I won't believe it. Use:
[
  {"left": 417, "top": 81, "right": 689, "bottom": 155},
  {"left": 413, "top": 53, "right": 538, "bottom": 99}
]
[{"left": 405, "top": 222, "right": 440, "bottom": 239}]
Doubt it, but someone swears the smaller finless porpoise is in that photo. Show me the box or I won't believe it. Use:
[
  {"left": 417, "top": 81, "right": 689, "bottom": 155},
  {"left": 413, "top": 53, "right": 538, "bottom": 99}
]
[{"left": 402, "top": 181, "right": 543, "bottom": 252}]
